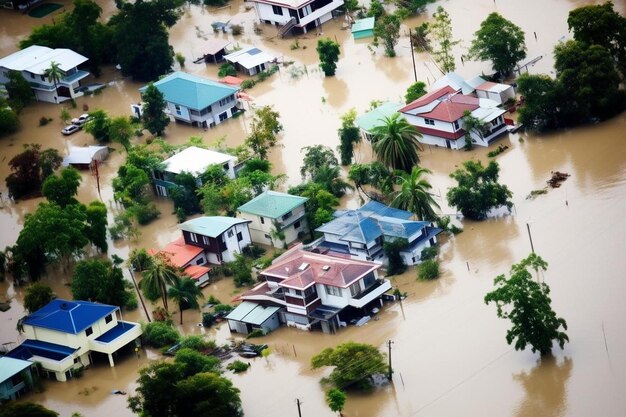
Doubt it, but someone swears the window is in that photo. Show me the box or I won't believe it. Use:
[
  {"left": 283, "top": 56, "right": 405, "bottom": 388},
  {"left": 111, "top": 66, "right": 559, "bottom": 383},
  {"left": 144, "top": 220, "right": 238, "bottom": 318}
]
[
  {"left": 264, "top": 233, "right": 271, "bottom": 239},
  {"left": 223, "top": 162, "right": 230, "bottom": 170},
  {"left": 41, "top": 75, "right": 45, "bottom": 81},
  {"left": 272, "top": 5, "right": 283, "bottom": 15},
  {"left": 189, "top": 232, "right": 198, "bottom": 243},
  {"left": 219, "top": 111, "right": 228, "bottom": 122},
  {"left": 218, "top": 95, "right": 234, "bottom": 106},
  {"left": 325, "top": 285, "right": 341, "bottom": 296},
  {"left": 174, "top": 104, "right": 182, "bottom": 116},
  {"left": 293, "top": 221, "right": 301, "bottom": 229},
  {"left": 453, "top": 120, "right": 460, "bottom": 130},
  {"left": 350, "top": 281, "right": 361, "bottom": 297},
  {"left": 237, "top": 232, "right": 243, "bottom": 241},
  {"left": 228, "top": 230, "right": 234, "bottom": 238},
  {"left": 29, "top": 73, "right": 34, "bottom": 79},
  {"left": 203, "top": 236, "right": 209, "bottom": 245},
  {"left": 85, "top": 327, "right": 93, "bottom": 337},
  {"left": 424, "top": 118, "right": 435, "bottom": 126},
  {"left": 260, "top": 217, "right": 265, "bottom": 224},
  {"left": 105, "top": 314, "right": 112, "bottom": 324},
  {"left": 282, "top": 211, "right": 292, "bottom": 220}
]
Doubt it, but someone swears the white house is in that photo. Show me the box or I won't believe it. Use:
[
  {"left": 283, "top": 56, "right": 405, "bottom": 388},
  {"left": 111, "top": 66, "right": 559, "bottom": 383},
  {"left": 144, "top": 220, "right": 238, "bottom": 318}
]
[
  {"left": 139, "top": 71, "right": 240, "bottom": 128},
  {"left": 237, "top": 190, "right": 308, "bottom": 248},
  {"left": 152, "top": 146, "right": 236, "bottom": 197},
  {"left": 7, "top": 300, "right": 142, "bottom": 382},
  {"left": 223, "top": 47, "right": 276, "bottom": 76},
  {"left": 315, "top": 201, "right": 442, "bottom": 266},
  {"left": 179, "top": 216, "right": 252, "bottom": 264},
  {"left": 0, "top": 45, "right": 89, "bottom": 104},
  {"left": 250, "top": 0, "right": 345, "bottom": 35},
  {"left": 62, "top": 145, "right": 109, "bottom": 170}
]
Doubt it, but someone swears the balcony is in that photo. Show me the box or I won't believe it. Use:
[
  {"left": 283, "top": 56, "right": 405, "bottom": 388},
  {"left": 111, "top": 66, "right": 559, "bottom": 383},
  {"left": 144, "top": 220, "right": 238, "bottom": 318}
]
[
  {"left": 90, "top": 321, "right": 142, "bottom": 354},
  {"left": 297, "top": 0, "right": 344, "bottom": 27},
  {"left": 61, "top": 70, "right": 90, "bottom": 85},
  {"left": 349, "top": 279, "right": 391, "bottom": 308}
]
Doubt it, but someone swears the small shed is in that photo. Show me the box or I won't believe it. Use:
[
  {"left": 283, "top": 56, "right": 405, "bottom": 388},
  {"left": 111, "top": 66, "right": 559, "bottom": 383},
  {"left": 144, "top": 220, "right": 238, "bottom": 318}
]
[
  {"left": 475, "top": 81, "right": 516, "bottom": 105},
  {"left": 224, "top": 47, "right": 276, "bottom": 76},
  {"left": 226, "top": 301, "right": 281, "bottom": 335},
  {"left": 196, "top": 39, "right": 232, "bottom": 64},
  {"left": 355, "top": 102, "right": 403, "bottom": 141},
  {"left": 351, "top": 17, "right": 375, "bottom": 39},
  {"left": 62, "top": 146, "right": 109, "bottom": 170}
]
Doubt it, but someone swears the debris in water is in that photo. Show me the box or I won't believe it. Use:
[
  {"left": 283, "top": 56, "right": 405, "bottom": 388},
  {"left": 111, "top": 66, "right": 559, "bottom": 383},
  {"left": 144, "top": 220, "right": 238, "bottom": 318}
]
[{"left": 547, "top": 171, "right": 570, "bottom": 188}]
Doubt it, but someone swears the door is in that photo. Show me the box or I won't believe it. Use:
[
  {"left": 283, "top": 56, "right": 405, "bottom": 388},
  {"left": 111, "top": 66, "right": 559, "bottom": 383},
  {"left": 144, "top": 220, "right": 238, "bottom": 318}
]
[{"left": 445, "top": 140, "right": 451, "bottom": 148}]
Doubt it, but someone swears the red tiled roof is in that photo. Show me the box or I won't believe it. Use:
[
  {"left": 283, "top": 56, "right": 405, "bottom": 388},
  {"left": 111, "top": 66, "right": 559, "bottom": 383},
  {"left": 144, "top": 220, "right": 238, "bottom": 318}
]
[
  {"left": 157, "top": 236, "right": 204, "bottom": 268},
  {"left": 399, "top": 85, "right": 457, "bottom": 112},
  {"left": 475, "top": 81, "right": 498, "bottom": 91},
  {"left": 420, "top": 100, "right": 478, "bottom": 122},
  {"left": 416, "top": 125, "right": 466, "bottom": 140},
  {"left": 184, "top": 265, "right": 211, "bottom": 280}
]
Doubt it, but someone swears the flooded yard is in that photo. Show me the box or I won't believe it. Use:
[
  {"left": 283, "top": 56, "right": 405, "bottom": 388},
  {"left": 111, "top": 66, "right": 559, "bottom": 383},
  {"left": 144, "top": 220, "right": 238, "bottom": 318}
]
[{"left": 1, "top": 0, "right": 625, "bottom": 416}]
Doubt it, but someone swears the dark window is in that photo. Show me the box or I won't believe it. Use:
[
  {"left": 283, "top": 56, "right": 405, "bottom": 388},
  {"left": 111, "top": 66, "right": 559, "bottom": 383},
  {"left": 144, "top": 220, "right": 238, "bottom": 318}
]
[
  {"left": 105, "top": 314, "right": 112, "bottom": 324},
  {"left": 41, "top": 75, "right": 45, "bottom": 81},
  {"left": 223, "top": 162, "right": 230, "bottom": 170},
  {"left": 424, "top": 118, "right": 435, "bottom": 126},
  {"left": 260, "top": 217, "right": 265, "bottom": 224},
  {"left": 264, "top": 233, "right": 271, "bottom": 239},
  {"left": 30, "top": 73, "right": 34, "bottom": 79},
  {"left": 453, "top": 120, "right": 459, "bottom": 130},
  {"left": 85, "top": 327, "right": 93, "bottom": 337},
  {"left": 237, "top": 232, "right": 243, "bottom": 241},
  {"left": 294, "top": 221, "right": 301, "bottom": 229},
  {"left": 228, "top": 230, "right": 234, "bottom": 238},
  {"left": 219, "top": 112, "right": 228, "bottom": 122},
  {"left": 282, "top": 211, "right": 292, "bottom": 220},
  {"left": 272, "top": 5, "right": 283, "bottom": 15}
]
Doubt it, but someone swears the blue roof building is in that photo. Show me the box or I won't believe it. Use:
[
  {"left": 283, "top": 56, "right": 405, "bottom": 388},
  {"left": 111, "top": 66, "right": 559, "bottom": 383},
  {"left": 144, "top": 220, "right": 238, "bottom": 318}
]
[
  {"left": 138, "top": 71, "right": 240, "bottom": 129},
  {"left": 7, "top": 299, "right": 142, "bottom": 382},
  {"left": 315, "top": 201, "right": 442, "bottom": 266}
]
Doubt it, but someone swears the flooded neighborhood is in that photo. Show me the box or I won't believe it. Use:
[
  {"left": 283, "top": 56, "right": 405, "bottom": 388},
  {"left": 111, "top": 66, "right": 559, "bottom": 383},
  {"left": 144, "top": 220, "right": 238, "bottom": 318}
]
[{"left": 0, "top": 0, "right": 625, "bottom": 416}]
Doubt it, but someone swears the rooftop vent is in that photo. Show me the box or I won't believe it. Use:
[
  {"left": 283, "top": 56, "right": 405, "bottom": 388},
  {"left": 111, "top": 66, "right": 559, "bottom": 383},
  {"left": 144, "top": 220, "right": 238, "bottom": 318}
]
[
  {"left": 322, "top": 265, "right": 331, "bottom": 271},
  {"left": 298, "top": 262, "right": 310, "bottom": 271}
]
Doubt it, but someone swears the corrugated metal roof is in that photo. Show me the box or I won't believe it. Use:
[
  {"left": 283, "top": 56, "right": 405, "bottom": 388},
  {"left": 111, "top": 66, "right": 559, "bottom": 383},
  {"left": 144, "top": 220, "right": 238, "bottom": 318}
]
[
  {"left": 238, "top": 191, "right": 307, "bottom": 219},
  {"left": 0, "top": 45, "right": 88, "bottom": 74},
  {"left": 0, "top": 357, "right": 32, "bottom": 382},
  {"left": 352, "top": 17, "right": 375, "bottom": 32},
  {"left": 161, "top": 146, "right": 235, "bottom": 176},
  {"left": 355, "top": 102, "right": 403, "bottom": 133},
  {"left": 226, "top": 301, "right": 279, "bottom": 325},
  {"left": 224, "top": 46, "right": 275, "bottom": 70},
  {"left": 180, "top": 216, "right": 250, "bottom": 238},
  {"left": 22, "top": 300, "right": 117, "bottom": 334},
  {"left": 226, "top": 301, "right": 258, "bottom": 321}
]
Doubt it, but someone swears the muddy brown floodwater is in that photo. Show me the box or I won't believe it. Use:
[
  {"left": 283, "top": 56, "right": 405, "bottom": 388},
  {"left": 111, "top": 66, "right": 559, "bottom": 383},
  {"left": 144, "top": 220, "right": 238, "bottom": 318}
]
[{"left": 1, "top": 0, "right": 626, "bottom": 416}]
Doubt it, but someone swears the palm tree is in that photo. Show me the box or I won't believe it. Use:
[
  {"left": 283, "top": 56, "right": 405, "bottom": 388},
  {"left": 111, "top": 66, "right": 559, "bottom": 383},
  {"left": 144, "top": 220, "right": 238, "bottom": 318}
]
[
  {"left": 313, "top": 165, "right": 352, "bottom": 197},
  {"left": 391, "top": 166, "right": 440, "bottom": 221},
  {"left": 139, "top": 254, "right": 180, "bottom": 311},
  {"left": 370, "top": 113, "right": 423, "bottom": 172},
  {"left": 44, "top": 61, "right": 64, "bottom": 98},
  {"left": 167, "top": 276, "right": 203, "bottom": 325}
]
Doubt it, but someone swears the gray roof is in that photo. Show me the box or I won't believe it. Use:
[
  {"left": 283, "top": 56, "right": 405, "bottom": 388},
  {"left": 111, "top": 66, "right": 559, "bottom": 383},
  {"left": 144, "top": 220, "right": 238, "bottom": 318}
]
[{"left": 226, "top": 301, "right": 280, "bottom": 325}]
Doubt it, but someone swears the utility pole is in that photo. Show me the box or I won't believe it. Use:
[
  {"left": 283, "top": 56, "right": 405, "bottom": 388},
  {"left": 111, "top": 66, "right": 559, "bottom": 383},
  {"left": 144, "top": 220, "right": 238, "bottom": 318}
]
[
  {"left": 526, "top": 223, "right": 535, "bottom": 254},
  {"left": 128, "top": 268, "right": 151, "bottom": 322},
  {"left": 387, "top": 340, "right": 394, "bottom": 380},
  {"left": 408, "top": 29, "right": 417, "bottom": 82},
  {"left": 296, "top": 398, "right": 303, "bottom": 417}
]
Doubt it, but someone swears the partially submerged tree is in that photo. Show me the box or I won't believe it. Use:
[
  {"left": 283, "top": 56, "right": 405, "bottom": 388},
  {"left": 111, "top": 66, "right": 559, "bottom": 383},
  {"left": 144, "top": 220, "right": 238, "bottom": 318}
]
[
  {"left": 0, "top": 402, "right": 59, "bottom": 417},
  {"left": 404, "top": 81, "right": 427, "bottom": 104},
  {"left": 141, "top": 84, "right": 170, "bottom": 136},
  {"left": 370, "top": 113, "right": 422, "bottom": 172},
  {"left": 84, "top": 109, "right": 112, "bottom": 142},
  {"left": 390, "top": 166, "right": 439, "bottom": 221},
  {"left": 44, "top": 61, "right": 64, "bottom": 98},
  {"left": 42, "top": 167, "right": 82, "bottom": 208},
  {"left": 24, "top": 283, "right": 55, "bottom": 313},
  {"left": 139, "top": 253, "right": 181, "bottom": 311},
  {"left": 337, "top": 108, "right": 361, "bottom": 166},
  {"left": 5, "top": 144, "right": 62, "bottom": 200},
  {"left": 244, "top": 106, "right": 282, "bottom": 159},
  {"left": 5, "top": 71, "right": 34, "bottom": 112},
  {"left": 485, "top": 253, "right": 569, "bottom": 356},
  {"left": 429, "top": 6, "right": 460, "bottom": 73},
  {"left": 374, "top": 14, "right": 401, "bottom": 57},
  {"left": 383, "top": 238, "right": 408, "bottom": 275},
  {"left": 317, "top": 38, "right": 341, "bottom": 76},
  {"left": 326, "top": 388, "right": 347, "bottom": 415},
  {"left": 167, "top": 277, "right": 203, "bottom": 324},
  {"left": 71, "top": 259, "right": 133, "bottom": 307},
  {"left": 348, "top": 162, "right": 395, "bottom": 203}
]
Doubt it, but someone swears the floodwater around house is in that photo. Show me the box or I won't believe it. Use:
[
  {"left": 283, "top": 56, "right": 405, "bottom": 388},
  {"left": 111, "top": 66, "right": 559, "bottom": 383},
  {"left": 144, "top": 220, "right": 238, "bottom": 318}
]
[{"left": 1, "top": 0, "right": 626, "bottom": 416}]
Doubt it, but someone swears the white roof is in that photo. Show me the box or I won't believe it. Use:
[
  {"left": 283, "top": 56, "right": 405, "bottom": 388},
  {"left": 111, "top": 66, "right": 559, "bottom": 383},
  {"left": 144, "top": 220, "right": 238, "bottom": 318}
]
[
  {"left": 471, "top": 106, "right": 506, "bottom": 122},
  {"left": 162, "top": 146, "right": 235, "bottom": 175},
  {"left": 224, "top": 47, "right": 275, "bottom": 70},
  {"left": 476, "top": 81, "right": 512, "bottom": 93},
  {"left": 0, "top": 45, "right": 88, "bottom": 75},
  {"left": 251, "top": 0, "right": 311, "bottom": 8},
  {"left": 477, "top": 97, "right": 500, "bottom": 109},
  {"left": 432, "top": 72, "right": 481, "bottom": 95},
  {"left": 0, "top": 357, "right": 32, "bottom": 382},
  {"left": 62, "top": 146, "right": 109, "bottom": 166}
]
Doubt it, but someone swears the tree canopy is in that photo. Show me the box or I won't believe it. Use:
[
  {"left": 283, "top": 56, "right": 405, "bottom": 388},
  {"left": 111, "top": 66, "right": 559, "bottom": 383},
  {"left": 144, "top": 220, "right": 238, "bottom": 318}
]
[
  {"left": 24, "top": 283, "right": 55, "bottom": 313},
  {"left": 405, "top": 81, "right": 427, "bottom": 104},
  {"left": 244, "top": 105, "right": 282, "bottom": 159},
  {"left": 6, "top": 144, "right": 62, "bottom": 200},
  {"left": 141, "top": 84, "right": 170, "bottom": 136},
  {"left": 337, "top": 108, "right": 361, "bottom": 166},
  {"left": 370, "top": 113, "right": 422, "bottom": 172},
  {"left": 391, "top": 166, "right": 439, "bottom": 221},
  {"left": 485, "top": 253, "right": 569, "bottom": 356},
  {"left": 0, "top": 402, "right": 59, "bottom": 417},
  {"left": 374, "top": 14, "right": 401, "bottom": 57},
  {"left": 5, "top": 70, "right": 34, "bottom": 112},
  {"left": 167, "top": 277, "right": 203, "bottom": 324},
  {"left": 429, "top": 7, "right": 459, "bottom": 73},
  {"left": 71, "top": 259, "right": 133, "bottom": 307},
  {"left": 42, "top": 167, "right": 82, "bottom": 208},
  {"left": 317, "top": 38, "right": 341, "bottom": 76}
]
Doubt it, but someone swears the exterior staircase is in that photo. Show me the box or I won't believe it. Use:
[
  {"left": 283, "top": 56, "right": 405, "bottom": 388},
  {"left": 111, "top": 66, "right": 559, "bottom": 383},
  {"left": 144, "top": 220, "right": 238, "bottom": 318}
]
[{"left": 278, "top": 17, "right": 296, "bottom": 38}]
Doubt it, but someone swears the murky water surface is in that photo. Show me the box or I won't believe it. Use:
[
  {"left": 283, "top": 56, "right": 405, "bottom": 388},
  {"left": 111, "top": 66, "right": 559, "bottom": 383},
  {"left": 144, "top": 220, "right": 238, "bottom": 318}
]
[{"left": 1, "top": 0, "right": 625, "bottom": 416}]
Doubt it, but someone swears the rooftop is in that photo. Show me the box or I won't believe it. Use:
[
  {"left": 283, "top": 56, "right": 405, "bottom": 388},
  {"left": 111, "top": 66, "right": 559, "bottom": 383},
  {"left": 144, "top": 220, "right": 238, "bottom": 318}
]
[
  {"left": 204, "top": 38, "right": 232, "bottom": 55},
  {"left": 0, "top": 45, "right": 88, "bottom": 75},
  {"left": 356, "top": 102, "right": 403, "bottom": 133},
  {"left": 476, "top": 81, "right": 512, "bottom": 93},
  {"left": 432, "top": 72, "right": 484, "bottom": 95},
  {"left": 7, "top": 339, "right": 78, "bottom": 362},
  {"left": 95, "top": 321, "right": 137, "bottom": 343},
  {"left": 139, "top": 71, "right": 239, "bottom": 111},
  {"left": 161, "top": 146, "right": 235, "bottom": 176},
  {"left": 62, "top": 145, "right": 108, "bottom": 166},
  {"left": 238, "top": 191, "right": 308, "bottom": 219},
  {"left": 226, "top": 301, "right": 280, "bottom": 325},
  {"left": 184, "top": 264, "right": 211, "bottom": 280},
  {"left": 180, "top": 216, "right": 250, "bottom": 238},
  {"left": 0, "top": 357, "right": 33, "bottom": 382},
  {"left": 399, "top": 85, "right": 457, "bottom": 113},
  {"left": 352, "top": 17, "right": 375, "bottom": 33},
  {"left": 224, "top": 46, "right": 276, "bottom": 70},
  {"left": 250, "top": 0, "right": 314, "bottom": 11},
  {"left": 22, "top": 299, "right": 118, "bottom": 334},
  {"left": 151, "top": 236, "right": 204, "bottom": 268}
]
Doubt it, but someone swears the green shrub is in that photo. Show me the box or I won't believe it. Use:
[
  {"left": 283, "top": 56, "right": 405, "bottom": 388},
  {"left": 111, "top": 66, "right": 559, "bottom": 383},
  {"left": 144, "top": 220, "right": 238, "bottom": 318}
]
[
  {"left": 246, "top": 329, "right": 265, "bottom": 338},
  {"left": 179, "top": 335, "right": 216, "bottom": 351},
  {"left": 124, "top": 291, "right": 138, "bottom": 310},
  {"left": 240, "top": 79, "right": 256, "bottom": 89},
  {"left": 202, "top": 312, "right": 216, "bottom": 327},
  {"left": 218, "top": 63, "right": 237, "bottom": 78},
  {"left": 420, "top": 246, "right": 438, "bottom": 261},
  {"left": 207, "top": 295, "right": 221, "bottom": 305},
  {"left": 132, "top": 202, "right": 160, "bottom": 225},
  {"left": 418, "top": 259, "right": 440, "bottom": 280},
  {"left": 227, "top": 360, "right": 250, "bottom": 373},
  {"left": 214, "top": 304, "right": 233, "bottom": 313},
  {"left": 243, "top": 245, "right": 266, "bottom": 258},
  {"left": 231, "top": 24, "right": 243, "bottom": 36},
  {"left": 143, "top": 321, "right": 180, "bottom": 348},
  {"left": 129, "top": 248, "right": 152, "bottom": 271},
  {"left": 38, "top": 117, "right": 51, "bottom": 126}
]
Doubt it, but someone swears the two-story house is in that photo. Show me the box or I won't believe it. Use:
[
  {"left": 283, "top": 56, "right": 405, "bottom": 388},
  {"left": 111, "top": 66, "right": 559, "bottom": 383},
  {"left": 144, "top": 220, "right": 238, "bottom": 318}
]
[
  {"left": 0, "top": 45, "right": 89, "bottom": 104},
  {"left": 229, "top": 244, "right": 391, "bottom": 334},
  {"left": 250, "top": 0, "right": 344, "bottom": 35},
  {"left": 0, "top": 357, "right": 35, "bottom": 402},
  {"left": 139, "top": 71, "right": 240, "bottom": 129},
  {"left": 237, "top": 190, "right": 308, "bottom": 248},
  {"left": 315, "top": 201, "right": 442, "bottom": 266},
  {"left": 152, "top": 146, "right": 236, "bottom": 197},
  {"left": 6, "top": 300, "right": 142, "bottom": 382}
]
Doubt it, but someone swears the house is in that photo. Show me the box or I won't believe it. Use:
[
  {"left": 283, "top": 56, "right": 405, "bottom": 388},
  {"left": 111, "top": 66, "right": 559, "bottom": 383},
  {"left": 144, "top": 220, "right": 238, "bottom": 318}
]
[
  {"left": 355, "top": 101, "right": 403, "bottom": 141},
  {"left": 139, "top": 71, "right": 240, "bottom": 128},
  {"left": 196, "top": 39, "right": 232, "bottom": 64},
  {"left": 226, "top": 301, "right": 281, "bottom": 335},
  {"left": 152, "top": 146, "right": 236, "bottom": 197},
  {"left": 250, "top": 0, "right": 344, "bottom": 35},
  {"left": 62, "top": 145, "right": 109, "bottom": 170},
  {"left": 232, "top": 244, "right": 391, "bottom": 334},
  {"left": 0, "top": 357, "right": 35, "bottom": 402},
  {"left": 237, "top": 190, "right": 308, "bottom": 248},
  {"left": 149, "top": 237, "right": 212, "bottom": 286},
  {"left": 0, "top": 45, "right": 89, "bottom": 104},
  {"left": 223, "top": 47, "right": 276, "bottom": 76},
  {"left": 314, "top": 201, "right": 442, "bottom": 266},
  {"left": 399, "top": 85, "right": 508, "bottom": 149},
  {"left": 351, "top": 17, "right": 375, "bottom": 39},
  {"left": 6, "top": 300, "right": 142, "bottom": 382},
  {"left": 474, "top": 81, "right": 516, "bottom": 105}
]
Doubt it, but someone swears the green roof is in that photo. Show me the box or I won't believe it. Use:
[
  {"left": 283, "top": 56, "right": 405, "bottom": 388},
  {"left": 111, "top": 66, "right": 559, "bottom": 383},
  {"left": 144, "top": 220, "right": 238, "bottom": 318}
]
[
  {"left": 226, "top": 301, "right": 280, "bottom": 325},
  {"left": 139, "top": 71, "right": 238, "bottom": 111},
  {"left": 179, "top": 216, "right": 250, "bottom": 238},
  {"left": 238, "top": 191, "right": 307, "bottom": 219},
  {"left": 352, "top": 17, "right": 375, "bottom": 33},
  {"left": 0, "top": 357, "right": 32, "bottom": 382},
  {"left": 356, "top": 102, "right": 403, "bottom": 133}
]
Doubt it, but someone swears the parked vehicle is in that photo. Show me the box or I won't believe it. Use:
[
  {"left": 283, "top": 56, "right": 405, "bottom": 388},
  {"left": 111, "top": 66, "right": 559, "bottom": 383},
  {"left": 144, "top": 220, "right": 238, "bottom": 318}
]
[
  {"left": 71, "top": 113, "right": 90, "bottom": 126},
  {"left": 61, "top": 124, "right": 81, "bottom": 136}
]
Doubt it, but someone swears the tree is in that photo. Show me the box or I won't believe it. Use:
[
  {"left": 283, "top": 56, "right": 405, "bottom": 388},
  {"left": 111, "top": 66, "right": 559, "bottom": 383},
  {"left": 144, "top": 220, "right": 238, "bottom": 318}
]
[
  {"left": 244, "top": 106, "right": 282, "bottom": 159},
  {"left": 411, "top": 22, "right": 431, "bottom": 52},
  {"left": 60, "top": 107, "right": 71, "bottom": 125},
  {"left": 348, "top": 162, "right": 395, "bottom": 202},
  {"left": 174, "top": 348, "right": 221, "bottom": 377},
  {"left": 218, "top": 63, "right": 236, "bottom": 78},
  {"left": 404, "top": 81, "right": 427, "bottom": 104},
  {"left": 5, "top": 70, "right": 34, "bottom": 112},
  {"left": 0, "top": 104, "right": 20, "bottom": 137},
  {"left": 167, "top": 277, "right": 203, "bottom": 324},
  {"left": 516, "top": 74, "right": 561, "bottom": 130},
  {"left": 311, "top": 342, "right": 387, "bottom": 390},
  {"left": 429, "top": 7, "right": 460, "bottom": 73},
  {"left": 113, "top": 163, "right": 151, "bottom": 207},
  {"left": 229, "top": 253, "right": 254, "bottom": 287},
  {"left": 85, "top": 200, "right": 108, "bottom": 252},
  {"left": 174, "top": 372, "right": 243, "bottom": 417},
  {"left": 326, "top": 388, "right": 347, "bottom": 415},
  {"left": 461, "top": 110, "right": 488, "bottom": 150},
  {"left": 374, "top": 14, "right": 401, "bottom": 57},
  {"left": 24, "top": 283, "right": 55, "bottom": 313},
  {"left": 109, "top": 116, "right": 135, "bottom": 151},
  {"left": 567, "top": 1, "right": 626, "bottom": 77},
  {"left": 44, "top": 61, "right": 64, "bottom": 98},
  {"left": 289, "top": 182, "right": 339, "bottom": 239},
  {"left": 468, "top": 13, "right": 527, "bottom": 75},
  {"left": 128, "top": 362, "right": 183, "bottom": 417},
  {"left": 384, "top": 238, "right": 408, "bottom": 275},
  {"left": 0, "top": 402, "right": 58, "bottom": 417},
  {"left": 446, "top": 160, "right": 513, "bottom": 220},
  {"left": 140, "top": 253, "right": 180, "bottom": 311},
  {"left": 317, "top": 38, "right": 341, "bottom": 76},
  {"left": 84, "top": 109, "right": 111, "bottom": 142},
  {"left": 5, "top": 144, "right": 62, "bottom": 200},
  {"left": 391, "top": 166, "right": 439, "bottom": 221},
  {"left": 394, "top": 0, "right": 432, "bottom": 17},
  {"left": 366, "top": 0, "right": 384, "bottom": 19},
  {"left": 141, "top": 83, "right": 170, "bottom": 136},
  {"left": 143, "top": 322, "right": 180, "bottom": 348},
  {"left": 370, "top": 113, "right": 422, "bottom": 172},
  {"left": 42, "top": 167, "right": 82, "bottom": 208},
  {"left": 485, "top": 254, "right": 569, "bottom": 356},
  {"left": 300, "top": 145, "right": 339, "bottom": 181},
  {"left": 337, "top": 109, "right": 361, "bottom": 166},
  {"left": 71, "top": 259, "right": 131, "bottom": 307},
  {"left": 312, "top": 165, "right": 352, "bottom": 198}
]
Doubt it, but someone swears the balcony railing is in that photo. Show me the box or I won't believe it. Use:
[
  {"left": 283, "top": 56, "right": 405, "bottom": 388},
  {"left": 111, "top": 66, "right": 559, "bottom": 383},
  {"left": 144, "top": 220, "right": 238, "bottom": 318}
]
[{"left": 297, "top": 0, "right": 343, "bottom": 27}]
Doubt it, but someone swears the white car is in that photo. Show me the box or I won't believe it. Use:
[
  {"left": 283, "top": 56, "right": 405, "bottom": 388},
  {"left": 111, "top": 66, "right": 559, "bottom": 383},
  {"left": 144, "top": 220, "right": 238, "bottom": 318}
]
[
  {"left": 61, "top": 124, "right": 81, "bottom": 136},
  {"left": 71, "top": 113, "right": 90, "bottom": 126}
]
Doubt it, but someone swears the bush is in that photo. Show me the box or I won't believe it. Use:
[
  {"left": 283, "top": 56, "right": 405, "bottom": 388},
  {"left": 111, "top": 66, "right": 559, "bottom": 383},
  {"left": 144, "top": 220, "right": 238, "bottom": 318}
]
[
  {"left": 207, "top": 295, "right": 221, "bottom": 305},
  {"left": 246, "top": 329, "right": 265, "bottom": 338},
  {"left": 231, "top": 24, "right": 243, "bottom": 36},
  {"left": 143, "top": 321, "right": 180, "bottom": 348},
  {"left": 214, "top": 304, "right": 233, "bottom": 313},
  {"left": 125, "top": 291, "right": 138, "bottom": 310},
  {"left": 38, "top": 117, "right": 52, "bottom": 126},
  {"left": 218, "top": 63, "right": 237, "bottom": 78},
  {"left": 202, "top": 312, "right": 217, "bottom": 327},
  {"left": 418, "top": 259, "right": 440, "bottom": 280},
  {"left": 420, "top": 246, "right": 438, "bottom": 261},
  {"left": 227, "top": 360, "right": 250, "bottom": 373},
  {"left": 179, "top": 335, "right": 215, "bottom": 351},
  {"left": 240, "top": 79, "right": 256, "bottom": 89},
  {"left": 243, "top": 245, "right": 266, "bottom": 258},
  {"left": 132, "top": 202, "right": 160, "bottom": 225},
  {"left": 129, "top": 248, "right": 153, "bottom": 271}
]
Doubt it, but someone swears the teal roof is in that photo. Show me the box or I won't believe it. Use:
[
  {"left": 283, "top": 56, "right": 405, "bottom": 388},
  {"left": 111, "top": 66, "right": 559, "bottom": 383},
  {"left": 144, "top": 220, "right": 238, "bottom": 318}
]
[
  {"left": 179, "top": 216, "right": 250, "bottom": 238},
  {"left": 226, "top": 301, "right": 280, "bottom": 325},
  {"left": 0, "top": 357, "right": 32, "bottom": 382},
  {"left": 238, "top": 191, "right": 308, "bottom": 219},
  {"left": 352, "top": 17, "right": 375, "bottom": 33},
  {"left": 356, "top": 102, "right": 403, "bottom": 133},
  {"left": 139, "top": 72, "right": 239, "bottom": 111}
]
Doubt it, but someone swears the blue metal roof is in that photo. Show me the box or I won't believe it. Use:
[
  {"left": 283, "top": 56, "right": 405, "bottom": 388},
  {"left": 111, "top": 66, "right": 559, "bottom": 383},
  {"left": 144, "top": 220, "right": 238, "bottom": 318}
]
[
  {"left": 358, "top": 201, "right": 413, "bottom": 220},
  {"left": 341, "top": 217, "right": 382, "bottom": 244},
  {"left": 378, "top": 218, "right": 429, "bottom": 239},
  {"left": 95, "top": 321, "right": 137, "bottom": 343},
  {"left": 23, "top": 299, "right": 118, "bottom": 334},
  {"left": 139, "top": 71, "right": 239, "bottom": 111},
  {"left": 7, "top": 339, "right": 78, "bottom": 362}
]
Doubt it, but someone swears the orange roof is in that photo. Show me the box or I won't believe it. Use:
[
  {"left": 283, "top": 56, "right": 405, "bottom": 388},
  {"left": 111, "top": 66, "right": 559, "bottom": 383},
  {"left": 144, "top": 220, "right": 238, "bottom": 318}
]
[
  {"left": 399, "top": 85, "right": 457, "bottom": 112},
  {"left": 220, "top": 76, "right": 243, "bottom": 86},
  {"left": 158, "top": 236, "right": 204, "bottom": 268},
  {"left": 420, "top": 99, "right": 478, "bottom": 122},
  {"left": 184, "top": 265, "right": 211, "bottom": 280}
]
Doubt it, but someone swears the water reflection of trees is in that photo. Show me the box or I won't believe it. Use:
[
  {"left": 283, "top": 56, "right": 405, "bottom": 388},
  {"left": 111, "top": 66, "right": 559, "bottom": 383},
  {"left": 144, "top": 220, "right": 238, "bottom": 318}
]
[
  {"left": 514, "top": 356, "right": 573, "bottom": 417},
  {"left": 323, "top": 77, "right": 348, "bottom": 108}
]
